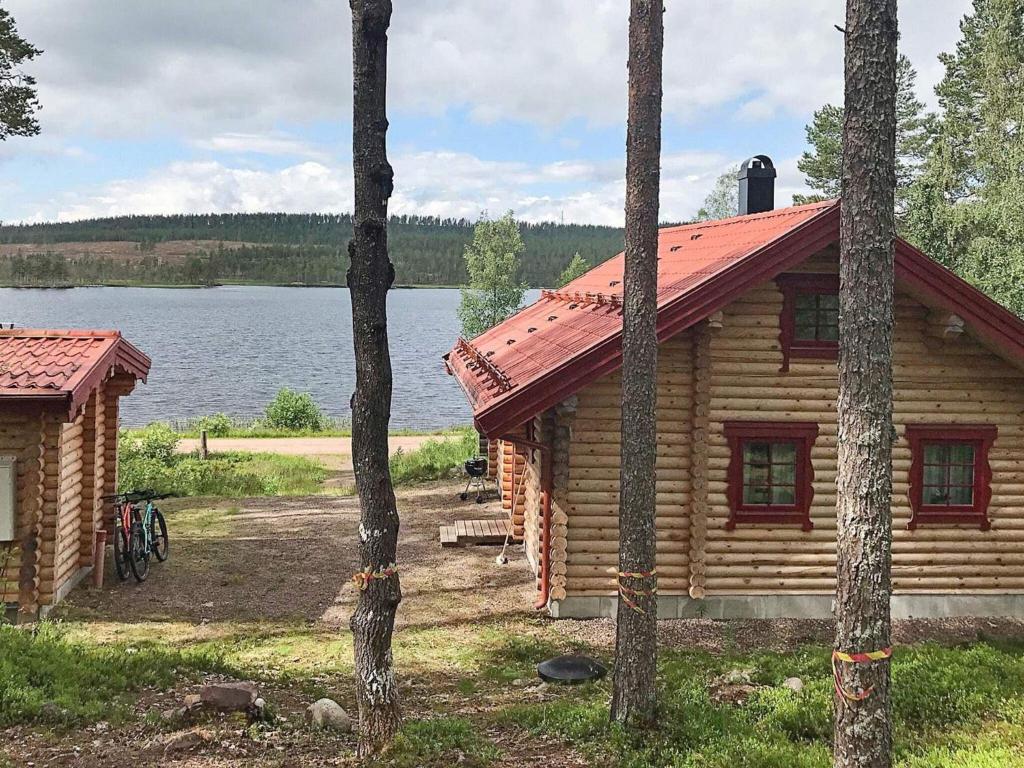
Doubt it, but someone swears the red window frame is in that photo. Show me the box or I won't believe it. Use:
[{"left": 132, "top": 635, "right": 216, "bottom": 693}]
[
  {"left": 776, "top": 273, "right": 840, "bottom": 371},
  {"left": 723, "top": 421, "right": 819, "bottom": 531},
  {"left": 905, "top": 424, "right": 997, "bottom": 530}
]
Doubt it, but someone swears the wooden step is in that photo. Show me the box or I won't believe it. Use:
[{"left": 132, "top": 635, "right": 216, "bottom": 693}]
[{"left": 439, "top": 518, "right": 510, "bottom": 547}]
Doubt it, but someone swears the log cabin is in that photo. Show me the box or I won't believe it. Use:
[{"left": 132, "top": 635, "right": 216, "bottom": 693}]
[
  {"left": 444, "top": 157, "right": 1024, "bottom": 620},
  {"left": 0, "top": 329, "right": 150, "bottom": 620}
]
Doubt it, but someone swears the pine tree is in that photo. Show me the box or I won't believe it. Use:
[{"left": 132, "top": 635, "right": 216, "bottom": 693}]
[
  {"left": 0, "top": 7, "right": 41, "bottom": 141},
  {"left": 903, "top": 0, "right": 1024, "bottom": 316},
  {"left": 833, "top": 0, "right": 898, "bottom": 765},
  {"left": 610, "top": 0, "right": 662, "bottom": 728},
  {"left": 457, "top": 212, "right": 528, "bottom": 338},
  {"left": 795, "top": 55, "right": 933, "bottom": 213},
  {"left": 348, "top": 0, "right": 402, "bottom": 756}
]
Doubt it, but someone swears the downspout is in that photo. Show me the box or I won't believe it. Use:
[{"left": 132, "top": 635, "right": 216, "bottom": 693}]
[{"left": 498, "top": 434, "right": 552, "bottom": 611}]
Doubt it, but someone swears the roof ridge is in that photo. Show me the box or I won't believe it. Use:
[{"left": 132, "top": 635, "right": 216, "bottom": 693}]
[
  {"left": 0, "top": 328, "right": 122, "bottom": 338},
  {"left": 659, "top": 199, "right": 838, "bottom": 235}
]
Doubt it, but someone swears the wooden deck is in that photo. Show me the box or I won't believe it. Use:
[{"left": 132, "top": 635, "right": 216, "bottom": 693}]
[{"left": 439, "top": 518, "right": 510, "bottom": 547}]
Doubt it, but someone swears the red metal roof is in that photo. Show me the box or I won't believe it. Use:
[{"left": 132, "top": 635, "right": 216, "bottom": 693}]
[
  {"left": 445, "top": 199, "right": 1024, "bottom": 437},
  {"left": 0, "top": 329, "right": 151, "bottom": 418}
]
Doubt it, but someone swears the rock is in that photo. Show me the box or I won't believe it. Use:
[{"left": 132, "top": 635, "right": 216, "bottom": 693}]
[
  {"left": 183, "top": 694, "right": 202, "bottom": 711},
  {"left": 511, "top": 678, "right": 526, "bottom": 687},
  {"left": 721, "top": 669, "right": 752, "bottom": 685},
  {"left": 783, "top": 677, "right": 805, "bottom": 693},
  {"left": 163, "top": 728, "right": 211, "bottom": 754},
  {"left": 199, "top": 681, "right": 259, "bottom": 712},
  {"left": 305, "top": 699, "right": 353, "bottom": 732},
  {"left": 38, "top": 702, "right": 64, "bottom": 721},
  {"left": 161, "top": 707, "right": 186, "bottom": 722}
]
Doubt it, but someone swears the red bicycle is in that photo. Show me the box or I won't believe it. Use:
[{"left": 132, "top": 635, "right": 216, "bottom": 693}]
[{"left": 103, "top": 489, "right": 170, "bottom": 582}]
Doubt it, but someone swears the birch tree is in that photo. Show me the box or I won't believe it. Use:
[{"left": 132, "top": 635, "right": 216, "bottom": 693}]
[
  {"left": 348, "top": 0, "right": 402, "bottom": 756},
  {"left": 833, "top": 0, "right": 898, "bottom": 765},
  {"left": 611, "top": 0, "right": 663, "bottom": 727}
]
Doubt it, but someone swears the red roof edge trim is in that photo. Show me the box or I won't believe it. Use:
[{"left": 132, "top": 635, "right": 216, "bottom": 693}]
[
  {"left": 894, "top": 239, "right": 1024, "bottom": 370},
  {"left": 473, "top": 204, "right": 841, "bottom": 437}
]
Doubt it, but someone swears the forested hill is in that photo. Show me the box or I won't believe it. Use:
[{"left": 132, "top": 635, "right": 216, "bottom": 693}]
[{"left": 0, "top": 213, "right": 624, "bottom": 288}]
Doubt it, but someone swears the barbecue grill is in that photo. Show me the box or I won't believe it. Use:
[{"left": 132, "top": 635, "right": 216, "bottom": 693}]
[{"left": 459, "top": 456, "right": 493, "bottom": 503}]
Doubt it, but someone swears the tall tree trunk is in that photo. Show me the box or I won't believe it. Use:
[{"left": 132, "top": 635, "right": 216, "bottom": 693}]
[
  {"left": 348, "top": 0, "right": 401, "bottom": 757},
  {"left": 834, "top": 1, "right": 898, "bottom": 766},
  {"left": 611, "top": 0, "right": 663, "bottom": 727}
]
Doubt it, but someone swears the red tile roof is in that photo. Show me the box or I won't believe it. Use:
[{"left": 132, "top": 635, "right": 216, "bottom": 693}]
[
  {"left": 0, "top": 329, "right": 151, "bottom": 418},
  {"left": 445, "top": 200, "right": 1024, "bottom": 437}
]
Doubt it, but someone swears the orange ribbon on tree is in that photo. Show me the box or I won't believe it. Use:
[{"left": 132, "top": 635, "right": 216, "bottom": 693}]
[
  {"left": 616, "top": 569, "right": 658, "bottom": 614},
  {"left": 832, "top": 646, "right": 893, "bottom": 704},
  {"left": 351, "top": 564, "right": 399, "bottom": 591}
]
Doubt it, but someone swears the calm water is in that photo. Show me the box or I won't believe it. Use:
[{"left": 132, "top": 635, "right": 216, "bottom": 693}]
[{"left": 0, "top": 286, "right": 538, "bottom": 429}]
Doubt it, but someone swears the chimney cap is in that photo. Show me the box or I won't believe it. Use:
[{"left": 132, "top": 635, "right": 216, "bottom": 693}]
[{"left": 738, "top": 155, "right": 777, "bottom": 180}]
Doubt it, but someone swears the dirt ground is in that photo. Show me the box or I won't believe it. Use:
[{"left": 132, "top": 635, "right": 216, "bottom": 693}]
[
  {"left": 6, "top": 481, "right": 1024, "bottom": 767},
  {"left": 176, "top": 435, "right": 434, "bottom": 471}
]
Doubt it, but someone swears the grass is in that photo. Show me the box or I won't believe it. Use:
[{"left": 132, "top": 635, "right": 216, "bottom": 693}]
[
  {"left": 127, "top": 417, "right": 469, "bottom": 440},
  {"left": 389, "top": 427, "right": 478, "bottom": 485},
  {"left": 120, "top": 450, "right": 328, "bottom": 497},
  {"left": 4, "top": 606, "right": 1024, "bottom": 766}
]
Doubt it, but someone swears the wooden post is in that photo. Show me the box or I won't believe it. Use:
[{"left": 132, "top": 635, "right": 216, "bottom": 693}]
[{"left": 199, "top": 429, "right": 209, "bottom": 460}]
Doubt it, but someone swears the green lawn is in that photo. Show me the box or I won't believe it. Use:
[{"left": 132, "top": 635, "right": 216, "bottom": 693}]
[{"left": 3, "top": 616, "right": 1022, "bottom": 766}]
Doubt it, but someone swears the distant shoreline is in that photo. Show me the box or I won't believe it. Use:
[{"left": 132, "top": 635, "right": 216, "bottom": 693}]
[{"left": 0, "top": 281, "right": 467, "bottom": 290}]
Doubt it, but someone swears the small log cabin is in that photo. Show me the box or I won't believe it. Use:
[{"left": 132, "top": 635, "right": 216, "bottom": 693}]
[
  {"left": 444, "top": 161, "right": 1024, "bottom": 620},
  {"left": 0, "top": 329, "right": 150, "bottom": 620}
]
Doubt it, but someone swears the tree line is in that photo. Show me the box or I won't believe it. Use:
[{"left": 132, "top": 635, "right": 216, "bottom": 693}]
[{"left": 0, "top": 213, "right": 624, "bottom": 288}]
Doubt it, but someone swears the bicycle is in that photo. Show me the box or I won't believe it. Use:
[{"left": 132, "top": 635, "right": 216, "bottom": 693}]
[{"left": 102, "top": 489, "right": 171, "bottom": 583}]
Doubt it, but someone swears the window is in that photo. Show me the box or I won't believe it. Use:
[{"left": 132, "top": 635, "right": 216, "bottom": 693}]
[
  {"left": 906, "top": 425, "right": 997, "bottom": 530},
  {"left": 723, "top": 422, "right": 819, "bottom": 531},
  {"left": 776, "top": 273, "right": 840, "bottom": 371}
]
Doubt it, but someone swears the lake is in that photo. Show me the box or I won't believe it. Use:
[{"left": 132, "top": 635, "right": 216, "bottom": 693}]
[{"left": 0, "top": 286, "right": 539, "bottom": 429}]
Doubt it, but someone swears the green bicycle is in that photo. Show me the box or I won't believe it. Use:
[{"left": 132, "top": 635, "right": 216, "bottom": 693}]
[{"left": 103, "top": 489, "right": 171, "bottom": 583}]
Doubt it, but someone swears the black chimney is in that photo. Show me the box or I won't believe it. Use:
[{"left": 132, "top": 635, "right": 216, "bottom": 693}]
[{"left": 737, "top": 155, "right": 776, "bottom": 215}]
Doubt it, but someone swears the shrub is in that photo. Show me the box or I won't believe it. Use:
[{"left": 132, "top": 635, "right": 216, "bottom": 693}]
[
  {"left": 389, "top": 429, "right": 478, "bottom": 485},
  {"left": 193, "top": 412, "right": 233, "bottom": 437},
  {"left": 119, "top": 423, "right": 180, "bottom": 464},
  {"left": 263, "top": 388, "right": 325, "bottom": 432}
]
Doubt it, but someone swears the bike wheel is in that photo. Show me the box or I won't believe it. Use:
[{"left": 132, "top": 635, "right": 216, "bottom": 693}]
[
  {"left": 113, "top": 523, "right": 131, "bottom": 581},
  {"left": 128, "top": 522, "right": 150, "bottom": 583},
  {"left": 150, "top": 508, "right": 169, "bottom": 562}
]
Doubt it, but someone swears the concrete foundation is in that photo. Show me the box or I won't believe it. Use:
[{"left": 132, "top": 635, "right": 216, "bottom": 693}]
[{"left": 550, "top": 593, "right": 1024, "bottom": 620}]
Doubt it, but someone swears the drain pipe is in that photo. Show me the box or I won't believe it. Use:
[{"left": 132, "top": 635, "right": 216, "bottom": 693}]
[{"left": 498, "top": 434, "right": 552, "bottom": 611}]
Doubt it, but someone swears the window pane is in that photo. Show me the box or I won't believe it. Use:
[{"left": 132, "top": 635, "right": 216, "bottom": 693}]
[
  {"left": 794, "top": 294, "right": 817, "bottom": 311},
  {"left": 772, "top": 485, "right": 796, "bottom": 505},
  {"left": 924, "top": 485, "right": 949, "bottom": 505},
  {"left": 923, "top": 464, "right": 946, "bottom": 488},
  {"left": 948, "top": 485, "right": 974, "bottom": 505},
  {"left": 948, "top": 463, "right": 975, "bottom": 487},
  {"left": 818, "top": 294, "right": 839, "bottom": 310},
  {"left": 743, "top": 462, "right": 769, "bottom": 486},
  {"left": 772, "top": 442, "right": 797, "bottom": 465},
  {"left": 948, "top": 444, "right": 975, "bottom": 464},
  {"left": 773, "top": 461, "right": 796, "bottom": 486},
  {"left": 923, "top": 444, "right": 949, "bottom": 465},
  {"left": 744, "top": 485, "right": 770, "bottom": 505},
  {"left": 817, "top": 322, "right": 839, "bottom": 342},
  {"left": 794, "top": 310, "right": 817, "bottom": 339},
  {"left": 744, "top": 442, "right": 770, "bottom": 464}
]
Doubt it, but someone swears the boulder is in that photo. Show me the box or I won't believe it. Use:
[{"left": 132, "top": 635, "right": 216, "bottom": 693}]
[
  {"left": 305, "top": 699, "right": 353, "bottom": 732},
  {"left": 199, "top": 682, "right": 259, "bottom": 712},
  {"left": 783, "top": 677, "right": 805, "bottom": 693}
]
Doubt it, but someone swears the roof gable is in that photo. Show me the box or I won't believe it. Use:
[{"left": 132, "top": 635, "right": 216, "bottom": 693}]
[
  {"left": 446, "top": 200, "right": 1024, "bottom": 438},
  {"left": 0, "top": 329, "right": 151, "bottom": 418}
]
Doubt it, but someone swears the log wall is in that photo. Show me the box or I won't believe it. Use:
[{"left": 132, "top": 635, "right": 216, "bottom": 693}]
[
  {"left": 499, "top": 431, "right": 527, "bottom": 541},
  {"left": 0, "top": 407, "right": 47, "bottom": 606},
  {"left": 556, "top": 248, "right": 1024, "bottom": 600},
  {"left": 43, "top": 411, "right": 86, "bottom": 604},
  {"left": 564, "top": 331, "right": 694, "bottom": 596}
]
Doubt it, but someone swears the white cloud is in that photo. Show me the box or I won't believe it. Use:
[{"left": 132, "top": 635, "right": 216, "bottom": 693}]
[
  {"left": 38, "top": 149, "right": 806, "bottom": 227},
  {"left": 5, "top": 0, "right": 971, "bottom": 139},
  {"left": 191, "top": 132, "right": 330, "bottom": 161}
]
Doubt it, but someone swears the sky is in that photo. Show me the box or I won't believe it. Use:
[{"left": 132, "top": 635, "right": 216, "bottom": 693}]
[{"left": 0, "top": 0, "right": 972, "bottom": 227}]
